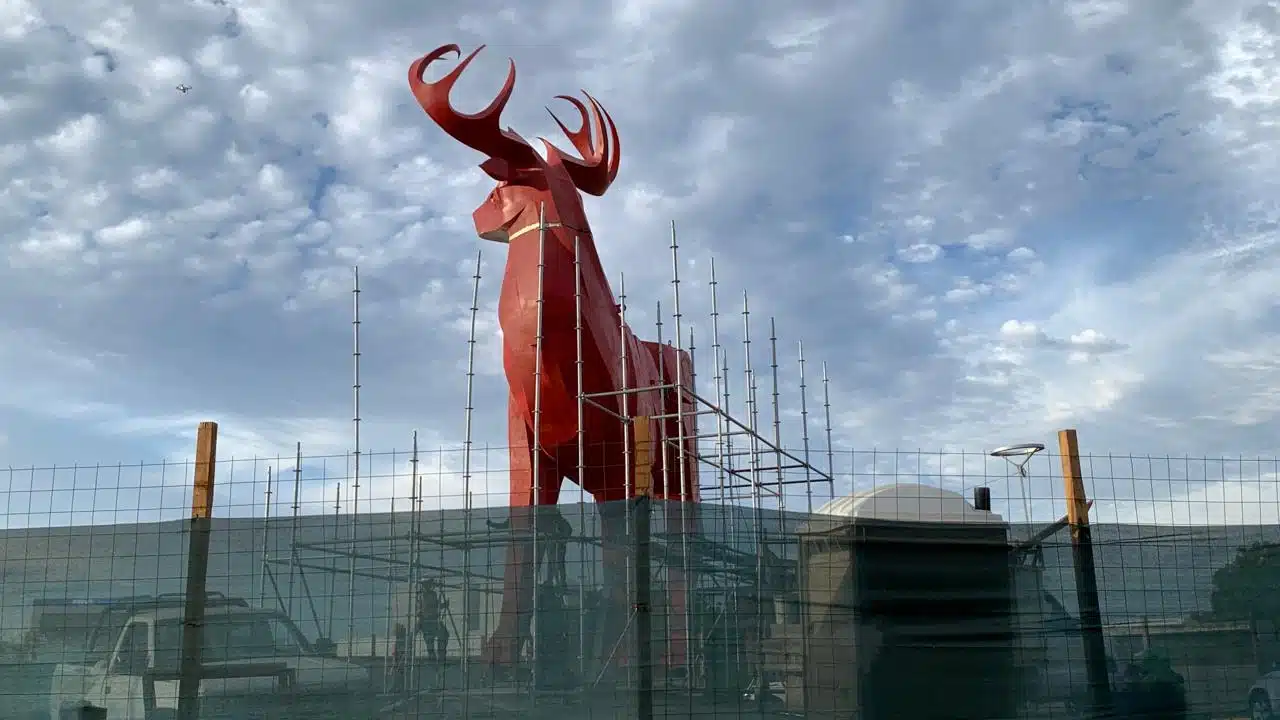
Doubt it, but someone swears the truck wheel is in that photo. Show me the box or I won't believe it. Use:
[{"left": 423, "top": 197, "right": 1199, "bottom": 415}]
[
  {"left": 55, "top": 704, "right": 106, "bottom": 720},
  {"left": 1252, "top": 691, "right": 1275, "bottom": 720}
]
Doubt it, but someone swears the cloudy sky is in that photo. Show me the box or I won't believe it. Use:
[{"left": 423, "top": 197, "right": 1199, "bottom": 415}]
[{"left": 3, "top": 0, "right": 1280, "bottom": 527}]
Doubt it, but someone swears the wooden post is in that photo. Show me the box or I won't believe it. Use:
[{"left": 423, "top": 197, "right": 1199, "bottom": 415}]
[
  {"left": 177, "top": 421, "right": 218, "bottom": 720},
  {"left": 1058, "top": 428, "right": 1113, "bottom": 718},
  {"left": 633, "top": 416, "right": 654, "bottom": 498}
]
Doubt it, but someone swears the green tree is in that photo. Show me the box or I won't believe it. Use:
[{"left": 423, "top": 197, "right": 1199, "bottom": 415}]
[{"left": 1209, "top": 542, "right": 1280, "bottom": 622}]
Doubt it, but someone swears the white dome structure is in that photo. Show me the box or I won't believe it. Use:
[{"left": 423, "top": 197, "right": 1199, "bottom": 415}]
[{"left": 813, "top": 483, "right": 1004, "bottom": 525}]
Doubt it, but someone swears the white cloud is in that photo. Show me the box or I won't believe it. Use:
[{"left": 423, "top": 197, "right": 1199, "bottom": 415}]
[
  {"left": 1, "top": 0, "right": 1280, "bottom": 529},
  {"left": 944, "top": 277, "right": 993, "bottom": 303},
  {"left": 96, "top": 217, "right": 150, "bottom": 247},
  {"left": 899, "top": 242, "right": 941, "bottom": 263}
]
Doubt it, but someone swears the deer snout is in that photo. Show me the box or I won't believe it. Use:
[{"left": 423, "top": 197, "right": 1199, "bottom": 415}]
[{"left": 473, "top": 198, "right": 512, "bottom": 243}]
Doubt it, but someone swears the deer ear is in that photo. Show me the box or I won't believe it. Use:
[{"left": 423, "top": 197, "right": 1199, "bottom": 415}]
[
  {"left": 479, "top": 158, "right": 512, "bottom": 181},
  {"left": 511, "top": 167, "right": 548, "bottom": 189}
]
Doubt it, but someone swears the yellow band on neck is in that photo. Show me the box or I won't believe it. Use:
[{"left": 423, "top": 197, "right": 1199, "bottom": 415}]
[{"left": 505, "top": 221, "right": 564, "bottom": 243}]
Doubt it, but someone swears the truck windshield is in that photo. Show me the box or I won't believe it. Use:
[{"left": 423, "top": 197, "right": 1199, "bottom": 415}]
[
  {"left": 87, "top": 609, "right": 135, "bottom": 658},
  {"left": 26, "top": 602, "right": 109, "bottom": 656},
  {"left": 152, "top": 615, "right": 311, "bottom": 669}
]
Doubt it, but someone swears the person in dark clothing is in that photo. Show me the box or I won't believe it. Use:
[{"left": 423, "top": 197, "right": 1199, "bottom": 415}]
[
  {"left": 435, "top": 610, "right": 450, "bottom": 663},
  {"left": 1114, "top": 651, "right": 1187, "bottom": 719},
  {"left": 416, "top": 579, "right": 446, "bottom": 663},
  {"left": 389, "top": 622, "right": 408, "bottom": 693},
  {"left": 538, "top": 509, "right": 573, "bottom": 588}
]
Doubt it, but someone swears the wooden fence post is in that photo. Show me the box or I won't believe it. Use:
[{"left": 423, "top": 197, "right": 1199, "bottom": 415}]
[
  {"left": 1058, "top": 428, "right": 1113, "bottom": 718},
  {"left": 177, "top": 421, "right": 218, "bottom": 720}
]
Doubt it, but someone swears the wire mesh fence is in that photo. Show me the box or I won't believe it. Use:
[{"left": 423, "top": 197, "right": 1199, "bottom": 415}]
[{"left": 1, "top": 444, "right": 1278, "bottom": 718}]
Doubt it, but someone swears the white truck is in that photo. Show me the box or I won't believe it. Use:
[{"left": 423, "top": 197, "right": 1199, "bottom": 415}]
[
  {"left": 49, "top": 605, "right": 372, "bottom": 719},
  {"left": 1248, "top": 662, "right": 1280, "bottom": 720}
]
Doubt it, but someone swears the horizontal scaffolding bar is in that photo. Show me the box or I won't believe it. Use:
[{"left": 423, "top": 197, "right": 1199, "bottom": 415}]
[
  {"left": 282, "top": 544, "right": 504, "bottom": 585},
  {"left": 584, "top": 379, "right": 834, "bottom": 490},
  {"left": 582, "top": 395, "right": 629, "bottom": 422},
  {"left": 581, "top": 383, "right": 684, "bottom": 399},
  {"left": 690, "top": 457, "right": 780, "bottom": 498}
]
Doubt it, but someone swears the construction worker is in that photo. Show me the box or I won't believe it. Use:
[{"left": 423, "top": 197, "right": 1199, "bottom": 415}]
[
  {"left": 389, "top": 623, "right": 408, "bottom": 693},
  {"left": 415, "top": 579, "right": 445, "bottom": 663},
  {"left": 1115, "top": 649, "right": 1187, "bottom": 719},
  {"left": 538, "top": 508, "right": 573, "bottom": 588},
  {"left": 435, "top": 597, "right": 451, "bottom": 663}
]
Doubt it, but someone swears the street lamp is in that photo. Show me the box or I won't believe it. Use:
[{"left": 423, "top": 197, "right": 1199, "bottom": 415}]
[{"left": 990, "top": 443, "right": 1045, "bottom": 524}]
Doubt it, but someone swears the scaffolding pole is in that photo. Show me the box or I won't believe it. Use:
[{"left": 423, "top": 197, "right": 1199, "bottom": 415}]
[
  {"left": 822, "top": 361, "right": 835, "bottom": 500},
  {"left": 620, "top": 271, "right": 631, "bottom": 504},
  {"left": 259, "top": 467, "right": 273, "bottom": 608},
  {"left": 709, "top": 260, "right": 727, "bottom": 504},
  {"left": 769, "top": 319, "right": 785, "bottom": 513},
  {"left": 461, "top": 248, "right": 482, "bottom": 705},
  {"left": 688, "top": 325, "right": 698, "bottom": 484},
  {"left": 289, "top": 442, "right": 301, "bottom": 621},
  {"left": 348, "top": 266, "right": 362, "bottom": 653},
  {"left": 656, "top": 299, "right": 668, "bottom": 500},
  {"left": 670, "top": 224, "right": 688, "bottom": 508},
  {"left": 742, "top": 292, "right": 767, "bottom": 710},
  {"left": 669, "top": 221, "right": 695, "bottom": 692},
  {"left": 327, "top": 482, "right": 339, "bottom": 641},
  {"left": 798, "top": 341, "right": 814, "bottom": 515},
  {"left": 408, "top": 432, "right": 420, "bottom": 698},
  {"left": 242, "top": 460, "right": 256, "bottom": 606},
  {"left": 434, "top": 446, "right": 446, "bottom": 688},
  {"left": 573, "top": 235, "right": 588, "bottom": 684},
  {"left": 530, "top": 204, "right": 547, "bottom": 695},
  {"left": 712, "top": 263, "right": 735, "bottom": 691},
  {"left": 619, "top": 271, "right": 634, "bottom": 691},
  {"left": 384, "top": 448, "right": 397, "bottom": 692},
  {"left": 687, "top": 325, "right": 697, "bottom": 464}
]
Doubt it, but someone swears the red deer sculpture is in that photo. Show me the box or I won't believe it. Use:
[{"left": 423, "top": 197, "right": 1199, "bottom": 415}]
[{"left": 409, "top": 44, "right": 699, "bottom": 679}]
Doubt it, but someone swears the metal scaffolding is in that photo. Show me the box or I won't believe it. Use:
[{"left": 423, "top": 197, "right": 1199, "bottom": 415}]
[{"left": 256, "top": 215, "right": 842, "bottom": 706}]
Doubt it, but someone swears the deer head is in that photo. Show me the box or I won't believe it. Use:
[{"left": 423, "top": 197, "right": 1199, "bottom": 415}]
[{"left": 409, "top": 44, "right": 621, "bottom": 243}]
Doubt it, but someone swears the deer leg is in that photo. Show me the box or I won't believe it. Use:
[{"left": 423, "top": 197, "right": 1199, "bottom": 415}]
[
  {"left": 656, "top": 347, "right": 700, "bottom": 677},
  {"left": 482, "top": 396, "right": 563, "bottom": 671},
  {"left": 585, "top": 419, "right": 643, "bottom": 681},
  {"left": 662, "top": 502, "right": 697, "bottom": 677},
  {"left": 595, "top": 497, "right": 633, "bottom": 680}
]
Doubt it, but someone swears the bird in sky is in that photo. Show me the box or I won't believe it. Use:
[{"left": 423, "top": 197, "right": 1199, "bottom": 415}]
[{"left": 176, "top": 84, "right": 191, "bottom": 94}]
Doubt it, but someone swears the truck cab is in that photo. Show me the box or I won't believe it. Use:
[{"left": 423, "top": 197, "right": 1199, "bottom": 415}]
[
  {"left": 23, "top": 592, "right": 248, "bottom": 665},
  {"left": 50, "top": 606, "right": 372, "bottom": 719}
]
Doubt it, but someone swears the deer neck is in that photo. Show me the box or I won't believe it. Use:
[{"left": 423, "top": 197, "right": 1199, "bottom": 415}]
[
  {"left": 498, "top": 200, "right": 602, "bottom": 314},
  {"left": 504, "top": 218, "right": 596, "bottom": 264},
  {"left": 503, "top": 194, "right": 590, "bottom": 244}
]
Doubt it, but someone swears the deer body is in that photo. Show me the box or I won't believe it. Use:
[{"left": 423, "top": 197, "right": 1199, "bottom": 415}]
[{"left": 410, "top": 44, "right": 697, "bottom": 675}]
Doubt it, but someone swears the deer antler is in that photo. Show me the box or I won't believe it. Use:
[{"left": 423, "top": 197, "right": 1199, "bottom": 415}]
[
  {"left": 409, "top": 45, "right": 540, "bottom": 172},
  {"left": 540, "top": 92, "right": 621, "bottom": 197},
  {"left": 410, "top": 44, "right": 622, "bottom": 195}
]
